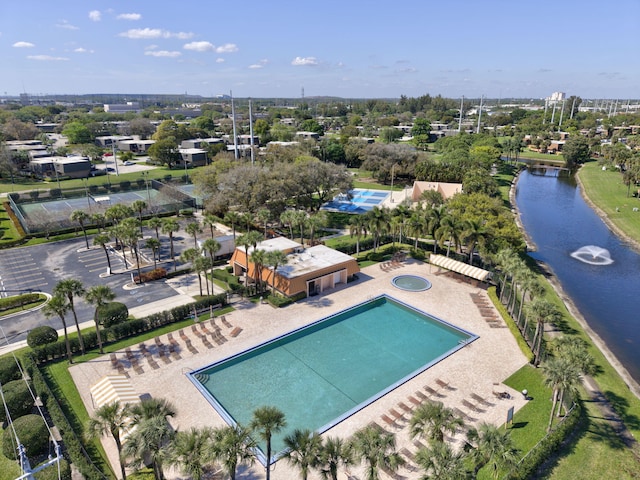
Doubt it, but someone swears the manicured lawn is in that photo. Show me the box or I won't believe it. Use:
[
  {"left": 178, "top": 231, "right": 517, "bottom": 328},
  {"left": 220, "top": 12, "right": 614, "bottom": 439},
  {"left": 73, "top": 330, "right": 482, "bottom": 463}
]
[{"left": 577, "top": 160, "right": 640, "bottom": 241}]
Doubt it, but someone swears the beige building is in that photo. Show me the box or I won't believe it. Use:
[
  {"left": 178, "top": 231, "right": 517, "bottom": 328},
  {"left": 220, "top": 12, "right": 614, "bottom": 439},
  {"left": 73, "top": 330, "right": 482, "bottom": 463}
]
[
  {"left": 411, "top": 181, "right": 463, "bottom": 202},
  {"left": 230, "top": 237, "right": 360, "bottom": 297}
]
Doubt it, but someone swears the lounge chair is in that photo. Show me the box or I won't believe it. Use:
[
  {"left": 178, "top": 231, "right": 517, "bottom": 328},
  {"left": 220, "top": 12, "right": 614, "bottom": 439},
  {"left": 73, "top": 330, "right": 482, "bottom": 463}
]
[
  {"left": 461, "top": 399, "right": 482, "bottom": 413},
  {"left": 436, "top": 378, "right": 451, "bottom": 389},
  {"left": 230, "top": 326, "right": 243, "bottom": 337},
  {"left": 381, "top": 414, "right": 399, "bottom": 429},
  {"left": 398, "top": 402, "right": 413, "bottom": 413},
  {"left": 389, "top": 408, "right": 405, "bottom": 423},
  {"left": 470, "top": 392, "right": 492, "bottom": 406}
]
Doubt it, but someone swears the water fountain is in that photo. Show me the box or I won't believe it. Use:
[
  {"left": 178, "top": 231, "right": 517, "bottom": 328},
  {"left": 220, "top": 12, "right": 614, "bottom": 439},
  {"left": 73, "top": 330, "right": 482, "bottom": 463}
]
[{"left": 570, "top": 245, "right": 614, "bottom": 265}]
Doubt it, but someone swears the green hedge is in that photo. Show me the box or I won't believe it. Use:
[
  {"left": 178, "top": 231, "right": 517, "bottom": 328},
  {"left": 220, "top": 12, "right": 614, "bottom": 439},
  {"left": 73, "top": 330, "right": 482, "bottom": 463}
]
[
  {"left": 0, "top": 293, "right": 41, "bottom": 312},
  {"left": 488, "top": 286, "right": 534, "bottom": 363},
  {"left": 27, "top": 326, "right": 59, "bottom": 348},
  {"left": 2, "top": 414, "right": 48, "bottom": 461},
  {"left": 96, "top": 302, "right": 129, "bottom": 328},
  {"left": 0, "top": 356, "right": 22, "bottom": 384},
  {"left": 0, "top": 379, "right": 34, "bottom": 423},
  {"left": 34, "top": 458, "right": 71, "bottom": 480}
]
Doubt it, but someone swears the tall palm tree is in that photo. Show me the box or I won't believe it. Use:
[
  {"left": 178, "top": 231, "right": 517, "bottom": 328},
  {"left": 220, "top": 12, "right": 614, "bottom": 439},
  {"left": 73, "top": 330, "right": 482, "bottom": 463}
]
[
  {"left": 86, "top": 401, "right": 130, "bottom": 480},
  {"left": 319, "top": 436, "right": 352, "bottom": 480},
  {"left": 462, "top": 219, "right": 489, "bottom": 265},
  {"left": 71, "top": 209, "right": 90, "bottom": 249},
  {"left": 365, "top": 206, "right": 390, "bottom": 253},
  {"left": 406, "top": 210, "right": 427, "bottom": 250},
  {"left": 349, "top": 215, "right": 368, "bottom": 257},
  {"left": 542, "top": 357, "right": 581, "bottom": 431},
  {"left": 283, "top": 429, "right": 323, "bottom": 480},
  {"left": 167, "top": 427, "right": 214, "bottom": 480},
  {"left": 256, "top": 208, "right": 271, "bottom": 237},
  {"left": 250, "top": 406, "right": 287, "bottom": 480},
  {"left": 465, "top": 422, "right": 519, "bottom": 479},
  {"left": 293, "top": 210, "right": 309, "bottom": 246},
  {"left": 265, "top": 250, "right": 288, "bottom": 293},
  {"left": 123, "top": 415, "right": 175, "bottom": 480},
  {"left": 409, "top": 401, "right": 464, "bottom": 445},
  {"left": 92, "top": 212, "right": 106, "bottom": 232},
  {"left": 129, "top": 398, "right": 176, "bottom": 423},
  {"left": 250, "top": 249, "right": 267, "bottom": 294},
  {"left": 307, "top": 212, "right": 327, "bottom": 247},
  {"left": 85, "top": 285, "right": 115, "bottom": 354},
  {"left": 349, "top": 424, "right": 404, "bottom": 480},
  {"left": 436, "top": 215, "right": 462, "bottom": 257},
  {"left": 224, "top": 211, "right": 241, "bottom": 240},
  {"left": 427, "top": 204, "right": 446, "bottom": 252},
  {"left": 147, "top": 216, "right": 163, "bottom": 240},
  {"left": 53, "top": 279, "right": 86, "bottom": 355},
  {"left": 131, "top": 200, "right": 148, "bottom": 234},
  {"left": 280, "top": 210, "right": 297, "bottom": 240},
  {"left": 181, "top": 248, "right": 203, "bottom": 296},
  {"left": 41, "top": 293, "right": 72, "bottom": 363},
  {"left": 161, "top": 218, "right": 180, "bottom": 271},
  {"left": 186, "top": 221, "right": 203, "bottom": 249},
  {"left": 493, "top": 249, "right": 520, "bottom": 304},
  {"left": 203, "top": 212, "right": 221, "bottom": 239},
  {"left": 120, "top": 218, "right": 143, "bottom": 282},
  {"left": 524, "top": 298, "right": 562, "bottom": 365},
  {"left": 93, "top": 233, "right": 113, "bottom": 274},
  {"left": 201, "top": 238, "right": 221, "bottom": 268},
  {"left": 195, "top": 256, "right": 212, "bottom": 296},
  {"left": 145, "top": 237, "right": 161, "bottom": 269},
  {"left": 211, "top": 424, "right": 256, "bottom": 480},
  {"left": 414, "top": 441, "right": 469, "bottom": 480},
  {"left": 551, "top": 336, "right": 596, "bottom": 378}
]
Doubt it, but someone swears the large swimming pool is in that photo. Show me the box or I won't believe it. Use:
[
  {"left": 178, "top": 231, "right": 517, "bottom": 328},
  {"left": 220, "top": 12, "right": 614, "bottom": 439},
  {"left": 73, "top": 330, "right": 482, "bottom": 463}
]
[{"left": 188, "top": 295, "right": 476, "bottom": 463}]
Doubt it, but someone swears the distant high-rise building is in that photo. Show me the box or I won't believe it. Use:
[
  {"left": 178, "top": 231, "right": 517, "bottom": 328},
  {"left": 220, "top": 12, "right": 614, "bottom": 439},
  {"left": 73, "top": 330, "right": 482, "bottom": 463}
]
[
  {"left": 103, "top": 101, "right": 141, "bottom": 113},
  {"left": 547, "top": 92, "right": 566, "bottom": 102}
]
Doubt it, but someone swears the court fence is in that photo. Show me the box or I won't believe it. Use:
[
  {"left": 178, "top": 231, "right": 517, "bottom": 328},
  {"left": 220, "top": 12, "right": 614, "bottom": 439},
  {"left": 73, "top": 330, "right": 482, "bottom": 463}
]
[{"left": 7, "top": 180, "right": 197, "bottom": 235}]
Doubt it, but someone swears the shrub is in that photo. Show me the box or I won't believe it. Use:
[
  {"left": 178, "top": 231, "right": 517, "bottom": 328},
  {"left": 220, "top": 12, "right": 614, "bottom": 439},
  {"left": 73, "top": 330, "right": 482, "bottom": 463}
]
[
  {"left": 119, "top": 180, "right": 131, "bottom": 190},
  {"left": 0, "top": 293, "right": 41, "bottom": 312},
  {"left": 179, "top": 208, "right": 194, "bottom": 217},
  {"left": 133, "top": 268, "right": 167, "bottom": 283},
  {"left": 34, "top": 458, "right": 71, "bottom": 480},
  {"left": 88, "top": 185, "right": 99, "bottom": 194},
  {"left": 49, "top": 188, "right": 62, "bottom": 198},
  {"left": 0, "top": 380, "right": 35, "bottom": 424},
  {"left": 96, "top": 302, "right": 129, "bottom": 328},
  {"left": 163, "top": 174, "right": 172, "bottom": 182},
  {"left": 3, "top": 414, "right": 49, "bottom": 461},
  {"left": 0, "top": 356, "right": 22, "bottom": 384},
  {"left": 29, "top": 191, "right": 40, "bottom": 200},
  {"left": 9, "top": 192, "right": 20, "bottom": 201},
  {"left": 136, "top": 179, "right": 145, "bottom": 188},
  {"left": 27, "top": 326, "right": 58, "bottom": 348}
]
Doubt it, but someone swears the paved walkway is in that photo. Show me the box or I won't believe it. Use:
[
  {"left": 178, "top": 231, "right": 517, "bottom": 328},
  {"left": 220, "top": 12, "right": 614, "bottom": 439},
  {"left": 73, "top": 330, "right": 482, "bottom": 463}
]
[{"left": 69, "top": 259, "right": 529, "bottom": 480}]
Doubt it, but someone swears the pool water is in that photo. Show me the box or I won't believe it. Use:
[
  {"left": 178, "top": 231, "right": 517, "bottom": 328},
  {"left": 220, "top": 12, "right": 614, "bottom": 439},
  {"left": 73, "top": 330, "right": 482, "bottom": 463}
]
[
  {"left": 321, "top": 188, "right": 390, "bottom": 213},
  {"left": 189, "top": 295, "right": 476, "bottom": 461},
  {"left": 392, "top": 275, "right": 432, "bottom": 291}
]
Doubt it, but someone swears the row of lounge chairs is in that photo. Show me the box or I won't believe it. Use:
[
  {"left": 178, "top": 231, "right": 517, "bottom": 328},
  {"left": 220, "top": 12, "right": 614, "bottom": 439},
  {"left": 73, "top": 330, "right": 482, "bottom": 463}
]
[{"left": 109, "top": 315, "right": 241, "bottom": 374}]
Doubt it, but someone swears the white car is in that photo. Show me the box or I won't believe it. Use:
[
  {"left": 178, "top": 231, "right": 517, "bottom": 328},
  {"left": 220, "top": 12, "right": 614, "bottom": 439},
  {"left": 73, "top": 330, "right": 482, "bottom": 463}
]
[{"left": 123, "top": 161, "right": 134, "bottom": 166}]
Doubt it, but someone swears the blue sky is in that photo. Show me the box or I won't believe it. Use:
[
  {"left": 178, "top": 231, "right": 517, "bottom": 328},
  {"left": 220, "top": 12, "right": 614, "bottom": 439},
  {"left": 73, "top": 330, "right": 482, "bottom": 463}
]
[{"left": 1, "top": 0, "right": 638, "bottom": 100}]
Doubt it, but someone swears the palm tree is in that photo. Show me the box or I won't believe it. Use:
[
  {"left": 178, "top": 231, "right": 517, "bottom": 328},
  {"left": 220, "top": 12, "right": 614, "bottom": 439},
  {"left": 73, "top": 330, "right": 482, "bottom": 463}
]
[
  {"left": 524, "top": 298, "right": 562, "bottom": 365},
  {"left": 250, "top": 406, "right": 287, "bottom": 480},
  {"left": 427, "top": 204, "right": 446, "bottom": 252},
  {"left": 414, "top": 441, "right": 469, "bottom": 480},
  {"left": 41, "top": 293, "right": 72, "bottom": 363},
  {"left": 349, "top": 424, "right": 404, "bottom": 480},
  {"left": 131, "top": 199, "right": 148, "bottom": 234},
  {"left": 280, "top": 210, "right": 297, "bottom": 239},
  {"left": 161, "top": 218, "right": 180, "bottom": 271},
  {"left": 250, "top": 249, "right": 267, "bottom": 294},
  {"left": 293, "top": 210, "right": 309, "bottom": 246},
  {"left": 465, "top": 423, "right": 519, "bottom": 479},
  {"left": 319, "top": 436, "right": 352, "bottom": 480},
  {"left": 195, "top": 256, "right": 212, "bottom": 296},
  {"left": 283, "top": 429, "right": 323, "bottom": 480},
  {"left": 93, "top": 233, "right": 113, "bottom": 274},
  {"left": 409, "top": 401, "right": 464, "bottom": 445},
  {"left": 146, "top": 237, "right": 161, "bottom": 269},
  {"left": 542, "top": 357, "right": 581, "bottom": 431},
  {"left": 148, "top": 216, "right": 163, "bottom": 240},
  {"left": 462, "top": 219, "right": 489, "bottom": 265},
  {"left": 167, "top": 427, "right": 214, "bottom": 480},
  {"left": 211, "top": 424, "right": 256, "bottom": 480},
  {"left": 349, "top": 215, "right": 368, "bottom": 257},
  {"left": 92, "top": 212, "right": 106, "bottom": 232},
  {"left": 203, "top": 212, "right": 221, "bottom": 239},
  {"left": 406, "top": 210, "right": 427, "bottom": 250},
  {"left": 436, "top": 215, "right": 462, "bottom": 257},
  {"left": 123, "top": 415, "right": 175, "bottom": 480},
  {"left": 129, "top": 397, "right": 176, "bottom": 423},
  {"left": 186, "top": 220, "right": 203, "bottom": 249},
  {"left": 256, "top": 208, "right": 271, "bottom": 237},
  {"left": 85, "top": 285, "right": 115, "bottom": 354},
  {"left": 265, "top": 250, "right": 288, "bottom": 293},
  {"left": 493, "top": 249, "right": 520, "bottom": 305},
  {"left": 551, "top": 336, "right": 596, "bottom": 377},
  {"left": 201, "top": 238, "right": 221, "bottom": 268},
  {"left": 53, "top": 279, "right": 86, "bottom": 355},
  {"left": 120, "top": 219, "right": 143, "bottom": 282},
  {"left": 181, "top": 248, "right": 203, "bottom": 296},
  {"left": 224, "top": 211, "right": 241, "bottom": 240},
  {"left": 307, "top": 211, "right": 327, "bottom": 247},
  {"left": 71, "top": 209, "right": 90, "bottom": 249},
  {"left": 365, "top": 206, "right": 390, "bottom": 253},
  {"left": 86, "top": 401, "right": 130, "bottom": 480}
]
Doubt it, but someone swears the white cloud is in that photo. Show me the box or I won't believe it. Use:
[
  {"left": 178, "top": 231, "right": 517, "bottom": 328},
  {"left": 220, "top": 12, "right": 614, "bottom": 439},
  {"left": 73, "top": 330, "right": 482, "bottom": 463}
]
[
  {"left": 291, "top": 56, "right": 318, "bottom": 66},
  {"left": 216, "top": 43, "right": 238, "bottom": 53},
  {"left": 119, "top": 28, "right": 193, "bottom": 39},
  {"left": 89, "top": 10, "right": 101, "bottom": 21},
  {"left": 249, "top": 59, "right": 269, "bottom": 69},
  {"left": 117, "top": 13, "right": 141, "bottom": 21},
  {"left": 144, "top": 50, "right": 182, "bottom": 58},
  {"left": 145, "top": 44, "right": 158, "bottom": 51},
  {"left": 56, "top": 21, "right": 79, "bottom": 30},
  {"left": 13, "top": 41, "right": 35, "bottom": 48},
  {"left": 216, "top": 58, "right": 225, "bottom": 63},
  {"left": 27, "top": 55, "right": 69, "bottom": 61},
  {"left": 184, "top": 41, "right": 214, "bottom": 52},
  {"left": 74, "top": 47, "right": 94, "bottom": 54}
]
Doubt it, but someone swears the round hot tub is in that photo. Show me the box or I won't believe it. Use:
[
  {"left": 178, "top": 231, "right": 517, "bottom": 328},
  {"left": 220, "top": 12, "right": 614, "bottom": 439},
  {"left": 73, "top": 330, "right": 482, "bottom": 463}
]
[{"left": 391, "top": 275, "right": 432, "bottom": 292}]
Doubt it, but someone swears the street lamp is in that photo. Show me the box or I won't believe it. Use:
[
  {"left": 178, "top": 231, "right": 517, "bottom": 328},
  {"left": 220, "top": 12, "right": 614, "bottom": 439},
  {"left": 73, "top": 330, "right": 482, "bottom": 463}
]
[
  {"left": 141, "top": 171, "right": 151, "bottom": 203},
  {"left": 83, "top": 177, "right": 91, "bottom": 209},
  {"left": 390, "top": 163, "right": 397, "bottom": 203}
]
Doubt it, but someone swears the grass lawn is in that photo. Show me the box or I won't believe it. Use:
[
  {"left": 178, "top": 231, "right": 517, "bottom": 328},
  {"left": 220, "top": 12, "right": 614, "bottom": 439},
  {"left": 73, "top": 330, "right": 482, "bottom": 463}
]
[
  {"left": 577, "top": 160, "right": 640, "bottom": 241},
  {"left": 518, "top": 151, "right": 567, "bottom": 164}
]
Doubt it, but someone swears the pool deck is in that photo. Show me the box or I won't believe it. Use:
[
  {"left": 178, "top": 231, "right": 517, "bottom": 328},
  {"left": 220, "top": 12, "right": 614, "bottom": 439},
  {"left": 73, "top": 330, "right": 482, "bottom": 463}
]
[{"left": 70, "top": 259, "right": 529, "bottom": 480}]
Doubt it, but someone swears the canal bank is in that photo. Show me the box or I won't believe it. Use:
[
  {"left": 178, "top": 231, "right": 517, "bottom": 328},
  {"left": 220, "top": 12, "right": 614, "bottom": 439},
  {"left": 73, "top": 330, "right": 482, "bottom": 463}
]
[{"left": 511, "top": 168, "right": 640, "bottom": 399}]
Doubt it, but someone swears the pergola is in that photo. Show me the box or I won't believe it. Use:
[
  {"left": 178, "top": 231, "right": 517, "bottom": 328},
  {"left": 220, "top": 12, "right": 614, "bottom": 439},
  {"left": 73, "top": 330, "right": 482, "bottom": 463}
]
[{"left": 429, "top": 254, "right": 492, "bottom": 283}]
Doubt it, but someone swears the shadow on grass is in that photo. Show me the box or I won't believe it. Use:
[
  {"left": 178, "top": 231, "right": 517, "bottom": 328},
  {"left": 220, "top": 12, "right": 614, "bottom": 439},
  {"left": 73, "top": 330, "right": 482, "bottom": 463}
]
[
  {"left": 511, "top": 421, "right": 529, "bottom": 429},
  {"left": 603, "top": 389, "right": 640, "bottom": 431}
]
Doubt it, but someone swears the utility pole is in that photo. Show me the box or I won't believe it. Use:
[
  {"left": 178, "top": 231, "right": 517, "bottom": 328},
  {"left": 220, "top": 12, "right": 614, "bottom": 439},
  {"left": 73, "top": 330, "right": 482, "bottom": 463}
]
[
  {"left": 231, "top": 90, "right": 238, "bottom": 160},
  {"left": 558, "top": 99, "right": 566, "bottom": 130},
  {"left": 249, "top": 99, "right": 255, "bottom": 165},
  {"left": 458, "top": 96, "right": 464, "bottom": 132},
  {"left": 476, "top": 95, "right": 484, "bottom": 134}
]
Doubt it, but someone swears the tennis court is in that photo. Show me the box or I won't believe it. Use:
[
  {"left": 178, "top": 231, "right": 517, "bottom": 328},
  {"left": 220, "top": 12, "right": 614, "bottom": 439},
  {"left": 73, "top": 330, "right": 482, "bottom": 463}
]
[{"left": 321, "top": 188, "right": 390, "bottom": 213}]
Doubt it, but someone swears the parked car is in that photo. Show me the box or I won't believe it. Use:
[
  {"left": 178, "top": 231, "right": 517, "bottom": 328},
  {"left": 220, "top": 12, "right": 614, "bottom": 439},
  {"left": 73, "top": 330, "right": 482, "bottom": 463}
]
[{"left": 123, "top": 161, "right": 134, "bottom": 166}]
